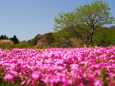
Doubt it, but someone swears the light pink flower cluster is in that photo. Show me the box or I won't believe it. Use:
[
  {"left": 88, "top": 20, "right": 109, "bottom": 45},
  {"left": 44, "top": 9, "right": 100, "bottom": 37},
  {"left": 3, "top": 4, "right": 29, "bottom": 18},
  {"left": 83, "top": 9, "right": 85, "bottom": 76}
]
[{"left": 0, "top": 46, "right": 115, "bottom": 86}]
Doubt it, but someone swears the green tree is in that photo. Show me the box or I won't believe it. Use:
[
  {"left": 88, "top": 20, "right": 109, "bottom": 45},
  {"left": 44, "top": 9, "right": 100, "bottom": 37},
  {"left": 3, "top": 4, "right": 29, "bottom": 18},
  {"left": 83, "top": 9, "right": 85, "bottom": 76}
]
[{"left": 54, "top": 0, "right": 114, "bottom": 46}]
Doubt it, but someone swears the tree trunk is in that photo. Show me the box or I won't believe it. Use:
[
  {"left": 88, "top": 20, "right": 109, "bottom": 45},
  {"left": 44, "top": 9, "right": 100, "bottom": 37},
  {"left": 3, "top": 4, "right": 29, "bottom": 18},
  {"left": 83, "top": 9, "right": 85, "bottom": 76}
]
[
  {"left": 85, "top": 31, "right": 94, "bottom": 47},
  {"left": 89, "top": 33, "right": 93, "bottom": 45}
]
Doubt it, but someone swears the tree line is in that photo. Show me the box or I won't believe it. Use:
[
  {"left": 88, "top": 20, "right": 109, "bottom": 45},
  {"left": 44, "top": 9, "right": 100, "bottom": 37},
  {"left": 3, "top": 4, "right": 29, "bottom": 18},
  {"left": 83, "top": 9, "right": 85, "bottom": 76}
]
[{"left": 0, "top": 35, "right": 19, "bottom": 44}]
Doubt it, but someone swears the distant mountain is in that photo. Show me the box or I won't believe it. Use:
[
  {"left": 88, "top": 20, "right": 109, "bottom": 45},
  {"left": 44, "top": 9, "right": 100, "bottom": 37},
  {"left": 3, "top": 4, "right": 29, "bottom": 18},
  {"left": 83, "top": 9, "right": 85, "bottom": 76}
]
[{"left": 109, "top": 25, "right": 115, "bottom": 29}]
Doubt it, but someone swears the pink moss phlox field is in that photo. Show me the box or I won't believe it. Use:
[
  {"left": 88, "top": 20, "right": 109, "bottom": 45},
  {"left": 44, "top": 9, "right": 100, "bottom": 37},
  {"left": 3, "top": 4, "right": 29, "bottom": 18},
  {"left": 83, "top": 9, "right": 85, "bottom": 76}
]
[{"left": 0, "top": 46, "right": 115, "bottom": 86}]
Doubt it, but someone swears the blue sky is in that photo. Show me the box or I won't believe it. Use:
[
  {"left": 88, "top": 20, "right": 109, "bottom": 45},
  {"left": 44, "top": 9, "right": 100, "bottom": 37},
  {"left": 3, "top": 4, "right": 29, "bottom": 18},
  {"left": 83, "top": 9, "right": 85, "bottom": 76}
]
[{"left": 0, "top": 0, "right": 115, "bottom": 41}]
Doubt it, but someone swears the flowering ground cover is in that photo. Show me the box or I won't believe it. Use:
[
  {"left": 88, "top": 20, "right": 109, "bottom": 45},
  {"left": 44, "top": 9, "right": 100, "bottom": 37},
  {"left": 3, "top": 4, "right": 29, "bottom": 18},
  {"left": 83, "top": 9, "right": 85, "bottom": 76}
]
[{"left": 0, "top": 46, "right": 115, "bottom": 86}]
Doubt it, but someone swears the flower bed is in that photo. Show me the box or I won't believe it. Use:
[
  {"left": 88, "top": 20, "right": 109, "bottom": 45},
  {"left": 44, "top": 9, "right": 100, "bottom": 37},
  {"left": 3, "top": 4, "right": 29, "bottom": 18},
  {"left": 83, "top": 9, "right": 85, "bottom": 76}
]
[{"left": 0, "top": 46, "right": 115, "bottom": 86}]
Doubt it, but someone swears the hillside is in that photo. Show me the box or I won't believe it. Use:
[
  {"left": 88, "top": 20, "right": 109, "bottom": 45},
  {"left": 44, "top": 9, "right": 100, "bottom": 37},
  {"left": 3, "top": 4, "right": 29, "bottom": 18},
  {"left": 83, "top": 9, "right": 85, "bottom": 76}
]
[
  {"left": 0, "top": 26, "right": 114, "bottom": 49},
  {"left": 29, "top": 26, "right": 115, "bottom": 48},
  {"left": 109, "top": 25, "right": 115, "bottom": 29}
]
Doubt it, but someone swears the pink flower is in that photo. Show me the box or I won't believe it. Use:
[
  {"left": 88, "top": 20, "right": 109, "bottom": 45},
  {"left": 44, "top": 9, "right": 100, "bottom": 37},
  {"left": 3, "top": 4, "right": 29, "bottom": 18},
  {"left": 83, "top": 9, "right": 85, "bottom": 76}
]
[
  {"left": 7, "top": 70, "right": 18, "bottom": 76},
  {"left": 0, "top": 46, "right": 115, "bottom": 86},
  {"left": 31, "top": 71, "right": 40, "bottom": 79},
  {"left": 94, "top": 80, "right": 103, "bottom": 86},
  {"left": 78, "top": 83, "right": 85, "bottom": 86},
  {"left": 20, "top": 80, "right": 26, "bottom": 86},
  {"left": 4, "top": 74, "right": 14, "bottom": 83}
]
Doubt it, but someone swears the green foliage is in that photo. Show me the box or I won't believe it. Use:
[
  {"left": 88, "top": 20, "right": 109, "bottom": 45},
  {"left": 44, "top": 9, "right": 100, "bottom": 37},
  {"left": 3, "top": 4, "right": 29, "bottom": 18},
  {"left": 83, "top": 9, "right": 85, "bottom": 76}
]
[
  {"left": 101, "top": 68, "right": 109, "bottom": 86},
  {"left": 52, "top": 28, "right": 84, "bottom": 48},
  {"left": 93, "top": 27, "right": 115, "bottom": 46},
  {"left": 74, "top": 0, "right": 113, "bottom": 26},
  {"left": 0, "top": 41, "right": 36, "bottom": 49},
  {"left": 14, "top": 41, "right": 35, "bottom": 49},
  {"left": 0, "top": 26, "right": 114, "bottom": 49},
  {"left": 0, "top": 44, "right": 14, "bottom": 49},
  {"left": 0, "top": 79, "right": 17, "bottom": 86},
  {"left": 54, "top": 0, "right": 114, "bottom": 46},
  {"left": 52, "top": 26, "right": 115, "bottom": 47},
  {"left": 52, "top": 30, "right": 71, "bottom": 47},
  {"left": 46, "top": 33, "right": 54, "bottom": 43}
]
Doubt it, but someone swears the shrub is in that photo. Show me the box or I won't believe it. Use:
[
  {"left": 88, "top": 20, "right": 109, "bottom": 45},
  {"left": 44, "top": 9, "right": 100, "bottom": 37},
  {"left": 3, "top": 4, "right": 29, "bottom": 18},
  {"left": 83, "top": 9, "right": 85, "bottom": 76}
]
[{"left": 0, "top": 40, "right": 13, "bottom": 45}]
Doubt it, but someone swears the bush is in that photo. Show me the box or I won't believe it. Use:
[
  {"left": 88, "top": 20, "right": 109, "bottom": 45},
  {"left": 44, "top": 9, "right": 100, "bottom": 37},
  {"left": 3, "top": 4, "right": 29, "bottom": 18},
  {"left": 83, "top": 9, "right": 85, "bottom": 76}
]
[{"left": 93, "top": 27, "right": 115, "bottom": 46}]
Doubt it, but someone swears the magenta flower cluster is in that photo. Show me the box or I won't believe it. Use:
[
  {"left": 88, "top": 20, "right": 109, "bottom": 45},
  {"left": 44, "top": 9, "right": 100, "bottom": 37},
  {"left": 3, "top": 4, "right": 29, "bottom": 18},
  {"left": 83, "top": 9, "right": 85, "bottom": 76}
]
[{"left": 0, "top": 46, "right": 115, "bottom": 86}]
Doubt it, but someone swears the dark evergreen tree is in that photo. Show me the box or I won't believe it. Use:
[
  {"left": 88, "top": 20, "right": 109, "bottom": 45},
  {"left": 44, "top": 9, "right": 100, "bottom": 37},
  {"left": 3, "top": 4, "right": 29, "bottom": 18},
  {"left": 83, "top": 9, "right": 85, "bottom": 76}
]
[
  {"left": 0, "top": 35, "right": 4, "bottom": 40},
  {"left": 10, "top": 35, "right": 19, "bottom": 44},
  {"left": 3, "top": 35, "right": 8, "bottom": 39},
  {"left": 0, "top": 35, "right": 9, "bottom": 40}
]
